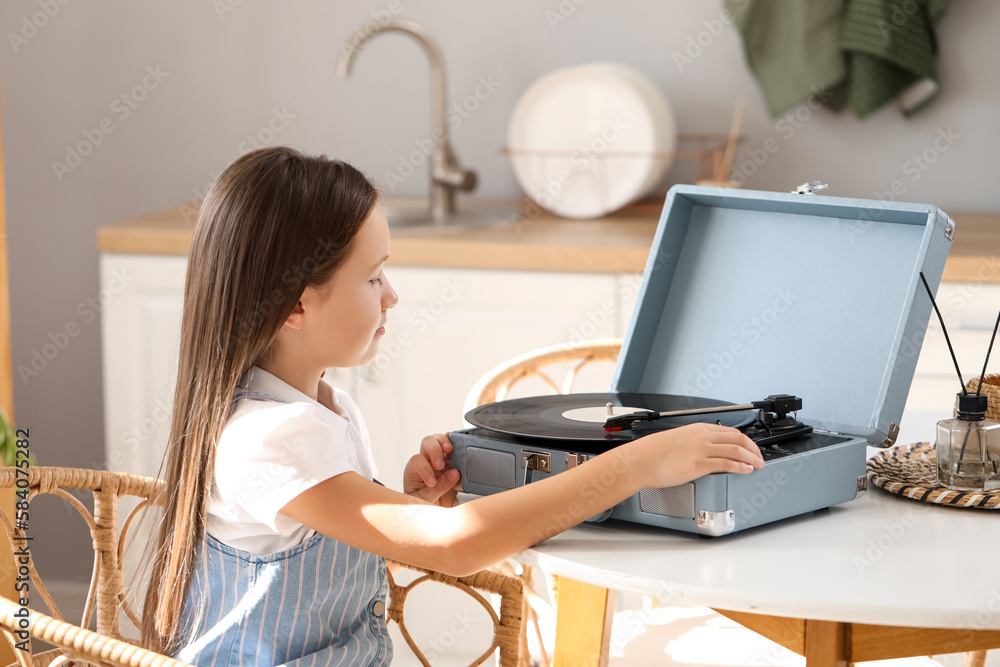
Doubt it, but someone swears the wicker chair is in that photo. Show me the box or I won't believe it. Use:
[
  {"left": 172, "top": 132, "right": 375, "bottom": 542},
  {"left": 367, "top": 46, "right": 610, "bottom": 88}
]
[
  {"left": 0, "top": 467, "right": 522, "bottom": 667},
  {"left": 467, "top": 339, "right": 623, "bottom": 667}
]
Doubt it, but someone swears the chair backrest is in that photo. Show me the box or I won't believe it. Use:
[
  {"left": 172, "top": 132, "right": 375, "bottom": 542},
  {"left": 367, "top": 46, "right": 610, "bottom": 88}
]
[
  {"left": 0, "top": 466, "right": 164, "bottom": 665},
  {"left": 386, "top": 559, "right": 522, "bottom": 667},
  {"left": 467, "top": 339, "right": 623, "bottom": 408},
  {"left": 0, "top": 468, "right": 161, "bottom": 634}
]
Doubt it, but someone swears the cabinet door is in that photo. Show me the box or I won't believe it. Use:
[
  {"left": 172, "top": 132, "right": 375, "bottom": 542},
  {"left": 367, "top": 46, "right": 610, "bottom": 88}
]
[
  {"left": 101, "top": 254, "right": 185, "bottom": 477},
  {"left": 351, "top": 267, "right": 620, "bottom": 491}
]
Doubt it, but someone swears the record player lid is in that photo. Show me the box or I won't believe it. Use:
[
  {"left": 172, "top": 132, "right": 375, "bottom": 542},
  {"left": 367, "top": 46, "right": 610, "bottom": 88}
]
[{"left": 612, "top": 185, "right": 953, "bottom": 446}]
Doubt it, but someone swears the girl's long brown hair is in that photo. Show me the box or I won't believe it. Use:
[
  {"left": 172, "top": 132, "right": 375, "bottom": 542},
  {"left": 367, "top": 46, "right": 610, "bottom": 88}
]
[{"left": 140, "top": 146, "right": 379, "bottom": 654}]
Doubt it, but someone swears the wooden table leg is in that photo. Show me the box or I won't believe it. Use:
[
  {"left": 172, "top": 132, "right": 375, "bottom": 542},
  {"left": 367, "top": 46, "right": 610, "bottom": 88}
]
[
  {"left": 717, "top": 607, "right": 1000, "bottom": 667},
  {"left": 965, "top": 651, "right": 988, "bottom": 667},
  {"left": 552, "top": 575, "right": 615, "bottom": 667},
  {"left": 804, "top": 619, "right": 847, "bottom": 667}
]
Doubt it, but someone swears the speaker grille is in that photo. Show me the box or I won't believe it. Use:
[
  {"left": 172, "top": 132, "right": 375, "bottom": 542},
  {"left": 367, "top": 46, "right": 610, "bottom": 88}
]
[
  {"left": 639, "top": 483, "right": 695, "bottom": 519},
  {"left": 466, "top": 447, "right": 517, "bottom": 489}
]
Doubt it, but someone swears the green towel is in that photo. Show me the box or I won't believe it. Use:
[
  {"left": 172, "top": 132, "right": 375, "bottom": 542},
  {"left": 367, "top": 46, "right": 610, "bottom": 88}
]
[
  {"left": 726, "top": 0, "right": 949, "bottom": 118},
  {"left": 843, "top": 0, "right": 949, "bottom": 117}
]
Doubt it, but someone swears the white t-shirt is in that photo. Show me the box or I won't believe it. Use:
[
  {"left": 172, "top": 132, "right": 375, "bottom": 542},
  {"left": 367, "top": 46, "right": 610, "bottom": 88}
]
[{"left": 206, "top": 366, "right": 379, "bottom": 555}]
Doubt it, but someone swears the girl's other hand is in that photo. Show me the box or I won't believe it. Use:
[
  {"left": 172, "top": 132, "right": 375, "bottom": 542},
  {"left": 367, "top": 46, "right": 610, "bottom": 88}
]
[
  {"left": 403, "top": 433, "right": 462, "bottom": 507},
  {"left": 632, "top": 422, "right": 765, "bottom": 489}
]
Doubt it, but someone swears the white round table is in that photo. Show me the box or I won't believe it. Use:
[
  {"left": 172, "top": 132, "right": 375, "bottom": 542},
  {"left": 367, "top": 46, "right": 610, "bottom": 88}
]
[{"left": 514, "top": 475, "right": 1000, "bottom": 666}]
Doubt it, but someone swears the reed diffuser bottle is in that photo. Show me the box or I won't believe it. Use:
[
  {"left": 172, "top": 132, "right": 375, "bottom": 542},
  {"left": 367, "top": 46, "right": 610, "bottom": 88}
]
[
  {"left": 921, "top": 271, "right": 1000, "bottom": 491},
  {"left": 936, "top": 392, "right": 1000, "bottom": 491}
]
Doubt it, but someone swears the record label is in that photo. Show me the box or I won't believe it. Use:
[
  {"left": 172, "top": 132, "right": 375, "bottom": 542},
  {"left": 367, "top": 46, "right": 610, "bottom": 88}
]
[{"left": 561, "top": 405, "right": 647, "bottom": 423}]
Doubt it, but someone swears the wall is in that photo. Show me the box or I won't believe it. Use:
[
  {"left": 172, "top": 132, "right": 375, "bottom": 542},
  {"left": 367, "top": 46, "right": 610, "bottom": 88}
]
[{"left": 0, "top": 0, "right": 996, "bottom": 590}]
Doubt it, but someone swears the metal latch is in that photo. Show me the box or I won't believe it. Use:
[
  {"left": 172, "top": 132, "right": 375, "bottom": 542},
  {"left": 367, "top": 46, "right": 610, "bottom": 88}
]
[
  {"left": 565, "top": 453, "right": 588, "bottom": 469},
  {"left": 520, "top": 450, "right": 552, "bottom": 487},
  {"left": 520, "top": 450, "right": 551, "bottom": 473},
  {"left": 792, "top": 181, "right": 829, "bottom": 195}
]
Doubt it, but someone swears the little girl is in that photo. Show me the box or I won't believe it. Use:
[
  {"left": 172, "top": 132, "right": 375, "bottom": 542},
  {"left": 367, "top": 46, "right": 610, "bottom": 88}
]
[{"left": 141, "top": 146, "right": 764, "bottom": 666}]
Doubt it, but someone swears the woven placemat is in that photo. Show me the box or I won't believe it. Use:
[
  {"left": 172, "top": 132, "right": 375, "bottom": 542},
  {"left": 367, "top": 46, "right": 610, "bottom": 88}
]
[{"left": 867, "top": 441, "right": 1000, "bottom": 509}]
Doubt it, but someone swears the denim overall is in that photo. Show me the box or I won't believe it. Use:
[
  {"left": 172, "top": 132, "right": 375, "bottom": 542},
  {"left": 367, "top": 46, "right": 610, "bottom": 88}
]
[{"left": 176, "top": 390, "right": 392, "bottom": 667}]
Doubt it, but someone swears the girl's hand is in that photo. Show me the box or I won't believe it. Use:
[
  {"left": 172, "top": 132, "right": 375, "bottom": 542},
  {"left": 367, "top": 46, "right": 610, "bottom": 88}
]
[
  {"left": 403, "top": 433, "right": 462, "bottom": 507},
  {"left": 631, "top": 422, "right": 765, "bottom": 489}
]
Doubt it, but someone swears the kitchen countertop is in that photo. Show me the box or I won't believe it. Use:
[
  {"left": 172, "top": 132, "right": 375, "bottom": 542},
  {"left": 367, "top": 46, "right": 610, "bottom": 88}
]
[{"left": 97, "top": 200, "right": 1000, "bottom": 280}]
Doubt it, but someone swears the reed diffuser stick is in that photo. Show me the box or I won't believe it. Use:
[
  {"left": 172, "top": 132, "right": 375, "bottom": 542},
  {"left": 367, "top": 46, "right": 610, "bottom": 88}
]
[{"left": 919, "top": 272, "right": 966, "bottom": 394}]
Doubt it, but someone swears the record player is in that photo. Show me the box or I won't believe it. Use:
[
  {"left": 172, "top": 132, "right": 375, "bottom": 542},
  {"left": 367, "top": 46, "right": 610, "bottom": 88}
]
[{"left": 450, "top": 185, "right": 954, "bottom": 536}]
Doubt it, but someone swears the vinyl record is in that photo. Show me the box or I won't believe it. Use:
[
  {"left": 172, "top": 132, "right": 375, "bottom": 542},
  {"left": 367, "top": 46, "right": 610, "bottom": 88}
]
[{"left": 465, "top": 393, "right": 756, "bottom": 442}]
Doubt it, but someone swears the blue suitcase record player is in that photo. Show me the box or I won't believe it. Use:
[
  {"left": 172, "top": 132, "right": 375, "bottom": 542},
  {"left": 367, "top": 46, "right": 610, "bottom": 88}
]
[{"left": 449, "top": 185, "right": 954, "bottom": 536}]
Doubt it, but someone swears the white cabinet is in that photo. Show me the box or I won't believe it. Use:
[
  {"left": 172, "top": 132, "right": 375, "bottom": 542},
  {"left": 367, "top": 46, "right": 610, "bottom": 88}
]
[
  {"left": 100, "top": 256, "right": 638, "bottom": 486},
  {"left": 100, "top": 254, "right": 186, "bottom": 478}
]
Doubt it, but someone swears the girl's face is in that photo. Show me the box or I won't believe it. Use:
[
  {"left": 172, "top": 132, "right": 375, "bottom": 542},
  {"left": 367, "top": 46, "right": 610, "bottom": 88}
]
[{"left": 301, "top": 203, "right": 397, "bottom": 368}]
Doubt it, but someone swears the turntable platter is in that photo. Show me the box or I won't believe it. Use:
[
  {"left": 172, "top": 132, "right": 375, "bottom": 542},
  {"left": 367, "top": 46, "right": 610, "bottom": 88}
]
[{"left": 465, "top": 393, "right": 756, "bottom": 442}]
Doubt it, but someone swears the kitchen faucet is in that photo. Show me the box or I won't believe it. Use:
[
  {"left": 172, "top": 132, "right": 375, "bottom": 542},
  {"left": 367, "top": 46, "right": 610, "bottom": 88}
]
[{"left": 337, "top": 19, "right": 477, "bottom": 222}]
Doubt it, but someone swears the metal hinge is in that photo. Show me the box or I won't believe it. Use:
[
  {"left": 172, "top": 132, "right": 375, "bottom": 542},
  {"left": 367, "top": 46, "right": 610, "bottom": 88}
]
[
  {"left": 565, "top": 453, "right": 588, "bottom": 469},
  {"left": 944, "top": 217, "right": 956, "bottom": 241},
  {"left": 875, "top": 422, "right": 900, "bottom": 448}
]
